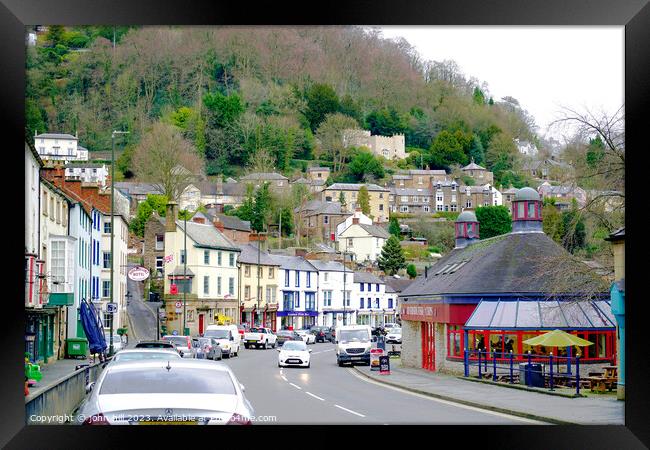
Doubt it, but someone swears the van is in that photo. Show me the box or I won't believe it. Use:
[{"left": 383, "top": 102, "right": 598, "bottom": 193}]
[
  {"left": 334, "top": 325, "right": 372, "bottom": 367},
  {"left": 204, "top": 324, "right": 241, "bottom": 358}
]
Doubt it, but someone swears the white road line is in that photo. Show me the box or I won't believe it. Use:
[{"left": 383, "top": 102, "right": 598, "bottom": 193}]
[
  {"left": 289, "top": 383, "right": 302, "bottom": 390},
  {"left": 281, "top": 375, "right": 287, "bottom": 381},
  {"left": 305, "top": 392, "right": 325, "bottom": 401},
  {"left": 346, "top": 369, "right": 545, "bottom": 425},
  {"left": 334, "top": 404, "right": 366, "bottom": 417}
]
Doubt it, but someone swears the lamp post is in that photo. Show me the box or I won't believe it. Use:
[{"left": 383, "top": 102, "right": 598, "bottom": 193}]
[
  {"left": 110, "top": 130, "right": 128, "bottom": 356},
  {"left": 342, "top": 242, "right": 348, "bottom": 326},
  {"left": 183, "top": 213, "right": 187, "bottom": 335}
]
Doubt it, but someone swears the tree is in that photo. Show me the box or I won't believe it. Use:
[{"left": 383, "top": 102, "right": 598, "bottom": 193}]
[
  {"left": 365, "top": 107, "right": 408, "bottom": 136},
  {"left": 358, "top": 185, "right": 371, "bottom": 217},
  {"left": 472, "top": 87, "right": 486, "bottom": 105},
  {"left": 474, "top": 206, "right": 512, "bottom": 238},
  {"left": 232, "top": 184, "right": 256, "bottom": 222},
  {"left": 251, "top": 182, "right": 273, "bottom": 232},
  {"left": 388, "top": 217, "right": 401, "bottom": 238},
  {"left": 377, "top": 235, "right": 407, "bottom": 276},
  {"left": 425, "top": 130, "right": 469, "bottom": 170},
  {"left": 542, "top": 199, "right": 564, "bottom": 244},
  {"left": 314, "top": 113, "right": 359, "bottom": 173},
  {"left": 339, "top": 94, "right": 363, "bottom": 126},
  {"left": 346, "top": 149, "right": 385, "bottom": 182},
  {"left": 407, "top": 264, "right": 417, "bottom": 279},
  {"left": 304, "top": 83, "right": 340, "bottom": 131},
  {"left": 561, "top": 204, "right": 587, "bottom": 254},
  {"left": 132, "top": 122, "right": 204, "bottom": 201},
  {"left": 129, "top": 194, "right": 169, "bottom": 237},
  {"left": 46, "top": 25, "right": 66, "bottom": 47},
  {"left": 338, "top": 191, "right": 347, "bottom": 209},
  {"left": 203, "top": 91, "right": 245, "bottom": 128}
]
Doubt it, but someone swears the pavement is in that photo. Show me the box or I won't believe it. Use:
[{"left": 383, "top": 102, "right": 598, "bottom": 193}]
[
  {"left": 352, "top": 361, "right": 625, "bottom": 425},
  {"left": 27, "top": 357, "right": 98, "bottom": 398}
]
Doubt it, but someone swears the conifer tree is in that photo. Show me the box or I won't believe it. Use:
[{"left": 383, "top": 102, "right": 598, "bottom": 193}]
[{"left": 377, "top": 235, "right": 407, "bottom": 276}]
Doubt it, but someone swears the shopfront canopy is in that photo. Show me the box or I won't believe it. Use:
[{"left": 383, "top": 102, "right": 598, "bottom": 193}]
[{"left": 464, "top": 299, "right": 616, "bottom": 330}]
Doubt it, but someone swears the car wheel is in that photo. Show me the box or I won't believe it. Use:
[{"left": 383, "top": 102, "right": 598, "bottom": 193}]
[
  {"left": 278, "top": 362, "right": 282, "bottom": 368},
  {"left": 337, "top": 360, "right": 344, "bottom": 367},
  {"left": 272, "top": 342, "right": 276, "bottom": 348},
  {"left": 264, "top": 340, "right": 269, "bottom": 350},
  {"left": 307, "top": 362, "right": 311, "bottom": 368},
  {"left": 244, "top": 344, "right": 249, "bottom": 349}
]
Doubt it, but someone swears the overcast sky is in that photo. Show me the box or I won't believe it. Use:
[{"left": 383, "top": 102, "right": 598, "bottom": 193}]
[{"left": 376, "top": 26, "right": 624, "bottom": 140}]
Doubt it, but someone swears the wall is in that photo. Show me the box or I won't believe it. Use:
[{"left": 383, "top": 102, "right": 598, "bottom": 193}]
[{"left": 400, "top": 319, "right": 422, "bottom": 368}]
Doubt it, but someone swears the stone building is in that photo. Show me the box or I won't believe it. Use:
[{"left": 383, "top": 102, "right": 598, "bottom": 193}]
[
  {"left": 389, "top": 181, "right": 499, "bottom": 214},
  {"left": 238, "top": 243, "right": 281, "bottom": 330},
  {"left": 343, "top": 129, "right": 406, "bottom": 160},
  {"left": 461, "top": 158, "right": 494, "bottom": 185},
  {"left": 392, "top": 169, "right": 448, "bottom": 188},
  {"left": 143, "top": 213, "right": 167, "bottom": 281},
  {"left": 322, "top": 183, "right": 389, "bottom": 223}
]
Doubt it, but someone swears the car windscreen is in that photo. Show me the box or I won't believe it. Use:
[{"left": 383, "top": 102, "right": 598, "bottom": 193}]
[
  {"left": 135, "top": 343, "right": 174, "bottom": 349},
  {"left": 339, "top": 330, "right": 370, "bottom": 343},
  {"left": 114, "top": 352, "right": 180, "bottom": 362},
  {"left": 277, "top": 331, "right": 292, "bottom": 336},
  {"left": 249, "top": 328, "right": 265, "bottom": 333},
  {"left": 282, "top": 341, "right": 307, "bottom": 351},
  {"left": 100, "top": 367, "right": 236, "bottom": 395},
  {"left": 204, "top": 330, "right": 230, "bottom": 339},
  {"left": 164, "top": 337, "right": 189, "bottom": 346},
  {"left": 390, "top": 328, "right": 402, "bottom": 334}
]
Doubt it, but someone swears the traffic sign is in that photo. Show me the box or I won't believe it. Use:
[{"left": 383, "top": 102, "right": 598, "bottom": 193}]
[
  {"left": 175, "top": 308, "right": 182, "bottom": 313},
  {"left": 172, "top": 330, "right": 178, "bottom": 336},
  {"left": 175, "top": 301, "right": 182, "bottom": 308},
  {"left": 106, "top": 303, "right": 118, "bottom": 314},
  {"left": 128, "top": 266, "right": 150, "bottom": 281}
]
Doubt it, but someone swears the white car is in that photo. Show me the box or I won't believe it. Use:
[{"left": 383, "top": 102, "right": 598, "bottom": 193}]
[
  {"left": 383, "top": 323, "right": 399, "bottom": 330},
  {"left": 386, "top": 327, "right": 402, "bottom": 344},
  {"left": 111, "top": 349, "right": 181, "bottom": 363},
  {"left": 105, "top": 334, "right": 125, "bottom": 353},
  {"left": 77, "top": 359, "right": 254, "bottom": 425},
  {"left": 295, "top": 330, "right": 316, "bottom": 345},
  {"left": 203, "top": 327, "right": 240, "bottom": 358},
  {"left": 277, "top": 341, "right": 312, "bottom": 368},
  {"left": 243, "top": 327, "right": 277, "bottom": 349}
]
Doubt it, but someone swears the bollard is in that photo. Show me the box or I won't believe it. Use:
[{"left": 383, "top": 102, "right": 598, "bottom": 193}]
[
  {"left": 493, "top": 351, "right": 497, "bottom": 382},
  {"left": 478, "top": 350, "right": 482, "bottom": 379},
  {"left": 549, "top": 352, "right": 554, "bottom": 391},
  {"left": 464, "top": 349, "right": 469, "bottom": 377},
  {"left": 509, "top": 350, "right": 514, "bottom": 384},
  {"left": 575, "top": 355, "right": 581, "bottom": 396},
  {"left": 527, "top": 351, "right": 532, "bottom": 387},
  {"left": 484, "top": 349, "right": 488, "bottom": 372}
]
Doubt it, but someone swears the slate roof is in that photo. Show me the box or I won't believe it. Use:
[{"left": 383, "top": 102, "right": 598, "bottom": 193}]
[
  {"left": 237, "top": 243, "right": 280, "bottom": 265},
  {"left": 399, "top": 232, "right": 608, "bottom": 298},
  {"left": 270, "top": 254, "right": 317, "bottom": 272},
  {"left": 326, "top": 183, "right": 389, "bottom": 192},
  {"left": 383, "top": 276, "right": 414, "bottom": 293},
  {"left": 176, "top": 220, "right": 240, "bottom": 252},
  {"left": 240, "top": 172, "right": 288, "bottom": 181},
  {"left": 168, "top": 266, "right": 196, "bottom": 277},
  {"left": 605, "top": 227, "right": 625, "bottom": 242},
  {"left": 308, "top": 166, "right": 330, "bottom": 172},
  {"left": 305, "top": 202, "right": 347, "bottom": 216},
  {"left": 358, "top": 224, "right": 390, "bottom": 239},
  {"left": 354, "top": 272, "right": 384, "bottom": 284},
  {"left": 390, "top": 187, "right": 433, "bottom": 196},
  {"left": 36, "top": 133, "right": 77, "bottom": 140},
  {"left": 462, "top": 160, "right": 487, "bottom": 171},
  {"left": 114, "top": 182, "right": 161, "bottom": 196},
  {"left": 308, "top": 260, "right": 346, "bottom": 272},
  {"left": 195, "top": 181, "right": 219, "bottom": 196},
  {"left": 403, "top": 169, "right": 447, "bottom": 176},
  {"left": 207, "top": 213, "right": 251, "bottom": 232},
  {"left": 222, "top": 182, "right": 247, "bottom": 197}
]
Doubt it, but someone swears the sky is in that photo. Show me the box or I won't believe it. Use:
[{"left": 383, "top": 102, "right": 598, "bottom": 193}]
[{"left": 376, "top": 26, "right": 624, "bottom": 141}]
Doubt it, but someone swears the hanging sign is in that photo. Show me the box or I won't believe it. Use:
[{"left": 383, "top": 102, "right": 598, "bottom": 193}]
[{"left": 128, "top": 266, "right": 150, "bottom": 281}]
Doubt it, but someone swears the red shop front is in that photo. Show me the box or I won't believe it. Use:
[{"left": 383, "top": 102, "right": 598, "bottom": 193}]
[{"left": 401, "top": 303, "right": 475, "bottom": 372}]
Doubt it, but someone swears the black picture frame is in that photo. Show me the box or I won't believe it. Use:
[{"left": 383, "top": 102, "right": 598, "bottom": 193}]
[{"left": 2, "top": 0, "right": 647, "bottom": 447}]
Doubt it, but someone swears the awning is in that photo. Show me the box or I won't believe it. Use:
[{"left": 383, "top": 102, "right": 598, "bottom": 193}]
[{"left": 464, "top": 299, "right": 616, "bottom": 330}]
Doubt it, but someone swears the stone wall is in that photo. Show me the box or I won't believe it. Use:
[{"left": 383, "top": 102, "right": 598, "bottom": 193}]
[
  {"left": 143, "top": 215, "right": 166, "bottom": 279},
  {"left": 400, "top": 319, "right": 422, "bottom": 368}
]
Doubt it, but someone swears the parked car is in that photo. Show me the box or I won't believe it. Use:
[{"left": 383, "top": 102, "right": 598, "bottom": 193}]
[
  {"left": 277, "top": 340, "right": 312, "bottom": 368},
  {"left": 161, "top": 335, "right": 196, "bottom": 359},
  {"left": 243, "top": 327, "right": 277, "bottom": 349},
  {"left": 295, "top": 329, "right": 316, "bottom": 345},
  {"left": 204, "top": 325, "right": 241, "bottom": 357},
  {"left": 134, "top": 341, "right": 176, "bottom": 351},
  {"left": 310, "top": 326, "right": 334, "bottom": 343},
  {"left": 104, "top": 334, "right": 125, "bottom": 353},
  {"left": 385, "top": 327, "right": 402, "bottom": 344},
  {"left": 383, "top": 323, "right": 398, "bottom": 330},
  {"left": 77, "top": 359, "right": 254, "bottom": 425},
  {"left": 111, "top": 349, "right": 181, "bottom": 363},
  {"left": 193, "top": 337, "right": 223, "bottom": 361},
  {"left": 276, "top": 330, "right": 302, "bottom": 346}
]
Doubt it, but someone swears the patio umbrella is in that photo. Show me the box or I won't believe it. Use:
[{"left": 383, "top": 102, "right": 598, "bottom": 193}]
[{"left": 523, "top": 329, "right": 593, "bottom": 347}]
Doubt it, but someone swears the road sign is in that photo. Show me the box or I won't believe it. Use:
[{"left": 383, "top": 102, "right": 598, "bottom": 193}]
[
  {"left": 128, "top": 266, "right": 150, "bottom": 281},
  {"left": 106, "top": 303, "right": 118, "bottom": 314},
  {"left": 172, "top": 330, "right": 178, "bottom": 336},
  {"left": 175, "top": 301, "right": 182, "bottom": 308}
]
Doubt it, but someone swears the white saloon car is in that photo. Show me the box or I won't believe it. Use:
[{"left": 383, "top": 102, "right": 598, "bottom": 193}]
[
  {"left": 295, "top": 330, "right": 316, "bottom": 345},
  {"left": 77, "top": 359, "right": 254, "bottom": 425},
  {"left": 277, "top": 341, "right": 312, "bottom": 368}
]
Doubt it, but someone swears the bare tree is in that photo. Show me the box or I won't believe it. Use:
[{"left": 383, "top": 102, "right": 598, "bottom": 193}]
[
  {"left": 132, "top": 121, "right": 204, "bottom": 201},
  {"left": 246, "top": 148, "right": 276, "bottom": 174},
  {"left": 315, "top": 113, "right": 360, "bottom": 173}
]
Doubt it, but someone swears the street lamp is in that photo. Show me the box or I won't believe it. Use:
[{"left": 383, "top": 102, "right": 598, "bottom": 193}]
[{"left": 110, "top": 130, "right": 129, "bottom": 356}]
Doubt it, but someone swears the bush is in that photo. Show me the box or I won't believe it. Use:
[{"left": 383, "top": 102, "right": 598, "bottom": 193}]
[{"left": 407, "top": 264, "right": 417, "bottom": 279}]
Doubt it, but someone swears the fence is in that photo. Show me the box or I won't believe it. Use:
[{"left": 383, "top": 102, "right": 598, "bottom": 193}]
[
  {"left": 463, "top": 349, "right": 584, "bottom": 396},
  {"left": 25, "top": 359, "right": 109, "bottom": 424}
]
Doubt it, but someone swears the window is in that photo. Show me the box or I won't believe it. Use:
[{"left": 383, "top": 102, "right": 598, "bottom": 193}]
[
  {"left": 528, "top": 202, "right": 536, "bottom": 218},
  {"left": 295, "top": 292, "right": 300, "bottom": 308},
  {"left": 258, "top": 266, "right": 263, "bottom": 278},
  {"left": 388, "top": 298, "right": 394, "bottom": 309},
  {"left": 344, "top": 291, "right": 351, "bottom": 306},
  {"left": 295, "top": 270, "right": 300, "bottom": 287},
  {"left": 306, "top": 272, "right": 311, "bottom": 288},
  {"left": 450, "top": 204, "right": 457, "bottom": 212},
  {"left": 42, "top": 192, "right": 48, "bottom": 216},
  {"left": 379, "top": 193, "right": 384, "bottom": 199},
  {"left": 283, "top": 292, "right": 294, "bottom": 310},
  {"left": 324, "top": 272, "right": 329, "bottom": 282},
  {"left": 218, "top": 252, "right": 222, "bottom": 265},
  {"left": 424, "top": 206, "right": 430, "bottom": 213},
  {"left": 418, "top": 176, "right": 423, "bottom": 184},
  {"left": 367, "top": 298, "right": 372, "bottom": 308},
  {"left": 103, "top": 252, "right": 111, "bottom": 269},
  {"left": 324, "top": 215, "right": 329, "bottom": 224},
  {"left": 229, "top": 278, "right": 235, "bottom": 296},
  {"left": 379, "top": 204, "right": 384, "bottom": 211},
  {"left": 156, "top": 257, "right": 163, "bottom": 275},
  {"left": 360, "top": 283, "right": 364, "bottom": 292},
  {"left": 203, "top": 276, "right": 210, "bottom": 295},
  {"left": 229, "top": 253, "right": 235, "bottom": 267},
  {"left": 360, "top": 299, "right": 364, "bottom": 309},
  {"left": 448, "top": 325, "right": 463, "bottom": 357},
  {"left": 400, "top": 206, "right": 409, "bottom": 213},
  {"left": 102, "top": 280, "right": 111, "bottom": 298},
  {"left": 324, "top": 290, "right": 332, "bottom": 307},
  {"left": 217, "top": 277, "right": 222, "bottom": 295},
  {"left": 401, "top": 196, "right": 408, "bottom": 202},
  {"left": 269, "top": 267, "right": 274, "bottom": 278},
  {"left": 180, "top": 250, "right": 186, "bottom": 264},
  {"left": 465, "top": 200, "right": 472, "bottom": 208},
  {"left": 305, "top": 293, "right": 316, "bottom": 311},
  {"left": 244, "top": 285, "right": 251, "bottom": 299},
  {"left": 437, "top": 194, "right": 443, "bottom": 202},
  {"left": 347, "top": 238, "right": 353, "bottom": 247},
  {"left": 104, "top": 222, "right": 111, "bottom": 234},
  {"left": 245, "top": 265, "right": 251, "bottom": 277},
  {"left": 376, "top": 283, "right": 380, "bottom": 292},
  {"left": 375, "top": 298, "right": 380, "bottom": 309},
  {"left": 204, "top": 250, "right": 210, "bottom": 265},
  {"left": 50, "top": 196, "right": 54, "bottom": 220},
  {"left": 285, "top": 270, "right": 290, "bottom": 287},
  {"left": 367, "top": 283, "right": 371, "bottom": 291}
]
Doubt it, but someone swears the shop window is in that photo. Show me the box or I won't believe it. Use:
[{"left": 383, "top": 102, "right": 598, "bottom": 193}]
[{"left": 447, "top": 325, "right": 462, "bottom": 357}]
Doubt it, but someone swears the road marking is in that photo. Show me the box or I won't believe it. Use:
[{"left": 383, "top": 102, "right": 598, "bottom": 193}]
[
  {"left": 281, "top": 375, "right": 287, "bottom": 382},
  {"left": 334, "top": 404, "right": 365, "bottom": 417},
  {"left": 289, "top": 383, "right": 302, "bottom": 390},
  {"left": 305, "top": 392, "right": 325, "bottom": 401},
  {"left": 312, "top": 349, "right": 335, "bottom": 355},
  {"left": 346, "top": 369, "right": 545, "bottom": 425}
]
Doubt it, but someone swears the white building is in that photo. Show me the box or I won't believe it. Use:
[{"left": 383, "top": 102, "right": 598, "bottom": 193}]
[
  {"left": 514, "top": 138, "right": 538, "bottom": 156},
  {"left": 65, "top": 164, "right": 109, "bottom": 187},
  {"left": 67, "top": 199, "right": 92, "bottom": 341},
  {"left": 99, "top": 211, "right": 129, "bottom": 334},
  {"left": 338, "top": 221, "right": 390, "bottom": 263},
  {"left": 25, "top": 141, "right": 42, "bottom": 298},
  {"left": 308, "top": 260, "right": 350, "bottom": 328},
  {"left": 274, "top": 255, "right": 319, "bottom": 330},
  {"left": 352, "top": 272, "right": 391, "bottom": 328},
  {"left": 34, "top": 133, "right": 89, "bottom": 162},
  {"left": 335, "top": 209, "right": 372, "bottom": 241}
]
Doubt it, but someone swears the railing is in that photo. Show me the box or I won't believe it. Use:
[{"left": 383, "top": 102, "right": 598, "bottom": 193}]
[
  {"left": 25, "top": 359, "right": 110, "bottom": 424},
  {"left": 463, "top": 349, "right": 584, "bottom": 396}
]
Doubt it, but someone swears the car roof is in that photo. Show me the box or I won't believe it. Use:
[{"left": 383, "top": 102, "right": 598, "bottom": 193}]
[
  {"left": 117, "top": 348, "right": 179, "bottom": 353},
  {"left": 105, "top": 359, "right": 232, "bottom": 372},
  {"left": 136, "top": 341, "right": 174, "bottom": 344}
]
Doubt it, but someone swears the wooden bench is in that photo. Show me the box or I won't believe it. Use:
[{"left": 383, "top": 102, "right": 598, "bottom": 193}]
[{"left": 587, "top": 376, "right": 615, "bottom": 393}]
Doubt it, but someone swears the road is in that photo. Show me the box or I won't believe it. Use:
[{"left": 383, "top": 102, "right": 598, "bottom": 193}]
[
  {"left": 126, "top": 263, "right": 162, "bottom": 344},
  {"left": 223, "top": 342, "right": 544, "bottom": 425}
]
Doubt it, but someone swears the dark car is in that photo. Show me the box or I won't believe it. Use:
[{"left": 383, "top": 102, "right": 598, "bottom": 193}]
[
  {"left": 276, "top": 330, "right": 301, "bottom": 345},
  {"left": 134, "top": 341, "right": 176, "bottom": 350},
  {"left": 192, "top": 337, "right": 223, "bottom": 360},
  {"left": 310, "top": 326, "right": 335, "bottom": 343}
]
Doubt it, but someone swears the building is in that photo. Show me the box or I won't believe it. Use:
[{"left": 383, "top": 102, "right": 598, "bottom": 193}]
[
  {"left": 461, "top": 158, "right": 494, "bottom": 185},
  {"left": 205, "top": 211, "right": 252, "bottom": 244},
  {"left": 353, "top": 272, "right": 392, "bottom": 328},
  {"left": 514, "top": 138, "right": 538, "bottom": 156},
  {"left": 335, "top": 209, "right": 372, "bottom": 241},
  {"left": 274, "top": 255, "right": 318, "bottom": 330},
  {"left": 391, "top": 169, "right": 449, "bottom": 189},
  {"left": 537, "top": 181, "right": 587, "bottom": 209},
  {"left": 388, "top": 181, "right": 499, "bottom": 214},
  {"left": 398, "top": 189, "right": 614, "bottom": 375},
  {"left": 522, "top": 157, "right": 573, "bottom": 181},
  {"left": 338, "top": 220, "right": 390, "bottom": 263},
  {"left": 501, "top": 188, "right": 518, "bottom": 213},
  {"left": 64, "top": 163, "right": 109, "bottom": 187},
  {"left": 143, "top": 213, "right": 167, "bottom": 282},
  {"left": 606, "top": 228, "right": 625, "bottom": 400},
  {"left": 240, "top": 172, "right": 289, "bottom": 190},
  {"left": 179, "top": 183, "right": 203, "bottom": 212},
  {"left": 114, "top": 182, "right": 161, "bottom": 214},
  {"left": 238, "top": 243, "right": 281, "bottom": 330},
  {"left": 322, "top": 183, "right": 389, "bottom": 223},
  {"left": 163, "top": 202, "right": 241, "bottom": 335},
  {"left": 383, "top": 275, "right": 414, "bottom": 324},
  {"left": 308, "top": 260, "right": 348, "bottom": 328},
  {"left": 343, "top": 129, "right": 406, "bottom": 160},
  {"left": 34, "top": 133, "right": 88, "bottom": 162},
  {"left": 307, "top": 166, "right": 331, "bottom": 182},
  {"left": 296, "top": 200, "right": 350, "bottom": 242}
]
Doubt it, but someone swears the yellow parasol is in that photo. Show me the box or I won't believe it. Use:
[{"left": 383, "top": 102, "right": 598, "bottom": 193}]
[{"left": 523, "top": 329, "right": 593, "bottom": 347}]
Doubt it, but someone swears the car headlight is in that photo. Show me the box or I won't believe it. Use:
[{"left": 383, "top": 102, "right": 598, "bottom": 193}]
[{"left": 223, "top": 344, "right": 230, "bottom": 349}]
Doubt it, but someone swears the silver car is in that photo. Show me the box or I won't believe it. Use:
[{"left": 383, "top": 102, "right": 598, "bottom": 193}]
[
  {"left": 111, "top": 349, "right": 181, "bottom": 363},
  {"left": 161, "top": 335, "right": 196, "bottom": 358},
  {"left": 193, "top": 337, "right": 223, "bottom": 361},
  {"left": 77, "top": 359, "right": 254, "bottom": 425}
]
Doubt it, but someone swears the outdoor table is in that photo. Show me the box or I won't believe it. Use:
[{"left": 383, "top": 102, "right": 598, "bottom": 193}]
[{"left": 603, "top": 366, "right": 618, "bottom": 380}]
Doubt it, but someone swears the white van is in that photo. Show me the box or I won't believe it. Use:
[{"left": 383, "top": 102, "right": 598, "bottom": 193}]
[
  {"left": 335, "top": 325, "right": 372, "bottom": 367},
  {"left": 204, "top": 324, "right": 241, "bottom": 358}
]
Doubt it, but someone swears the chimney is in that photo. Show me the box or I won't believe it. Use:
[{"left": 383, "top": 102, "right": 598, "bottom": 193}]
[
  {"left": 214, "top": 219, "right": 225, "bottom": 232},
  {"left": 165, "top": 202, "right": 178, "bottom": 232},
  {"left": 192, "top": 216, "right": 205, "bottom": 224},
  {"left": 352, "top": 218, "right": 359, "bottom": 225},
  {"left": 454, "top": 210, "right": 480, "bottom": 249},
  {"left": 295, "top": 248, "right": 307, "bottom": 258}
]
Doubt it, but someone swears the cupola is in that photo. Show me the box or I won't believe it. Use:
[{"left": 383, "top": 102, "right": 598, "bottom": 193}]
[
  {"left": 455, "top": 210, "right": 480, "bottom": 249},
  {"left": 512, "top": 187, "right": 543, "bottom": 233}
]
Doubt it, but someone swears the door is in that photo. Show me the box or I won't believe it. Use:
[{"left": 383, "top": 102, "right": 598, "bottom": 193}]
[
  {"left": 421, "top": 322, "right": 436, "bottom": 371},
  {"left": 198, "top": 314, "right": 204, "bottom": 335}
]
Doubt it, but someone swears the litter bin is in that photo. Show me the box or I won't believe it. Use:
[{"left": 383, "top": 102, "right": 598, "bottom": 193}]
[
  {"left": 519, "top": 363, "right": 545, "bottom": 387},
  {"left": 66, "top": 338, "right": 89, "bottom": 359}
]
